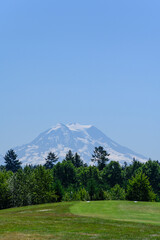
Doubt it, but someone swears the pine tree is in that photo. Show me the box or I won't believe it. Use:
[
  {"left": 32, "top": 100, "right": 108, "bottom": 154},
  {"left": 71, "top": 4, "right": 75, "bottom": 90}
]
[
  {"left": 102, "top": 161, "right": 123, "bottom": 187},
  {"left": 65, "top": 150, "right": 74, "bottom": 162},
  {"left": 73, "top": 153, "right": 84, "bottom": 168},
  {"left": 44, "top": 152, "right": 58, "bottom": 169},
  {"left": 53, "top": 180, "right": 64, "bottom": 202},
  {"left": 4, "top": 149, "right": 21, "bottom": 173},
  {"left": 91, "top": 146, "right": 110, "bottom": 170}
]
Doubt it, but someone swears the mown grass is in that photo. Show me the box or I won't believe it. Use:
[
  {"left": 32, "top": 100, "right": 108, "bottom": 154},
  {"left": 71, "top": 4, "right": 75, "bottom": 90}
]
[
  {"left": 70, "top": 200, "right": 160, "bottom": 225},
  {"left": 0, "top": 201, "right": 160, "bottom": 239}
]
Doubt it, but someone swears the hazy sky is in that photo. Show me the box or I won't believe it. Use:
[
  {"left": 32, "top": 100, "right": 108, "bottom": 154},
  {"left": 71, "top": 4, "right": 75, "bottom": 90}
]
[{"left": 0, "top": 0, "right": 160, "bottom": 160}]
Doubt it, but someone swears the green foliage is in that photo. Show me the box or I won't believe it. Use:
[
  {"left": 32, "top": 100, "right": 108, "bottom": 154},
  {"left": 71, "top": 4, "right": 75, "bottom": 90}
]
[
  {"left": 64, "top": 150, "right": 74, "bottom": 162},
  {"left": 142, "top": 160, "right": 160, "bottom": 195},
  {"left": 33, "top": 165, "right": 57, "bottom": 204},
  {"left": 92, "top": 188, "right": 107, "bottom": 200},
  {"left": 123, "top": 159, "right": 143, "bottom": 182},
  {"left": 73, "top": 153, "right": 84, "bottom": 167},
  {"left": 44, "top": 152, "right": 58, "bottom": 169},
  {"left": 102, "top": 161, "right": 122, "bottom": 187},
  {"left": 91, "top": 146, "right": 110, "bottom": 170},
  {"left": 63, "top": 187, "right": 90, "bottom": 201},
  {"left": 0, "top": 170, "right": 12, "bottom": 209},
  {"left": 77, "top": 187, "right": 90, "bottom": 201},
  {"left": 87, "top": 178, "right": 97, "bottom": 200},
  {"left": 110, "top": 184, "right": 126, "bottom": 200},
  {"left": 7, "top": 166, "right": 58, "bottom": 207},
  {"left": 1, "top": 149, "right": 160, "bottom": 211},
  {"left": 103, "top": 191, "right": 112, "bottom": 200},
  {"left": 126, "top": 171, "right": 156, "bottom": 202},
  {"left": 53, "top": 180, "right": 64, "bottom": 202},
  {"left": 53, "top": 160, "right": 77, "bottom": 187},
  {"left": 64, "top": 150, "right": 84, "bottom": 168},
  {"left": 8, "top": 168, "right": 35, "bottom": 207},
  {"left": 4, "top": 149, "right": 21, "bottom": 173},
  {"left": 77, "top": 166, "right": 101, "bottom": 188}
]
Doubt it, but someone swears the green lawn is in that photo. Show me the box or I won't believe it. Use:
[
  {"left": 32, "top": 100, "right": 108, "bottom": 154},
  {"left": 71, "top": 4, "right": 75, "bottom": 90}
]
[
  {"left": 0, "top": 201, "right": 160, "bottom": 239},
  {"left": 70, "top": 200, "right": 160, "bottom": 225}
]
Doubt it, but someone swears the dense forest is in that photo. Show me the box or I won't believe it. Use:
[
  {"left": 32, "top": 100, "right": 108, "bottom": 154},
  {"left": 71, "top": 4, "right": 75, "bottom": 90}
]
[{"left": 0, "top": 146, "right": 159, "bottom": 210}]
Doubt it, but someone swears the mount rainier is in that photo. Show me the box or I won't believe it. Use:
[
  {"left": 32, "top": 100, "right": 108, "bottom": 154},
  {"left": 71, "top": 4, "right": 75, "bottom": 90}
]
[{"left": 0, "top": 123, "right": 147, "bottom": 165}]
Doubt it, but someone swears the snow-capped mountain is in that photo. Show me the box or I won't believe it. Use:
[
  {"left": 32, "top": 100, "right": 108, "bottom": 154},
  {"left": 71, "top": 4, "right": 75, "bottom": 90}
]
[{"left": 0, "top": 123, "right": 147, "bottom": 165}]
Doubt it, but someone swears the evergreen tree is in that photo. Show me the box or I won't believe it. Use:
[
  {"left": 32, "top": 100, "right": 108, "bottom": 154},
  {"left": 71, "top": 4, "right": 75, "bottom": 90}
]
[
  {"left": 73, "top": 153, "right": 84, "bottom": 168},
  {"left": 65, "top": 150, "right": 74, "bottom": 162},
  {"left": 128, "top": 158, "right": 143, "bottom": 178},
  {"left": 77, "top": 166, "right": 101, "bottom": 188},
  {"left": 0, "top": 170, "right": 12, "bottom": 209},
  {"left": 44, "top": 152, "right": 58, "bottom": 169},
  {"left": 53, "top": 160, "right": 77, "bottom": 188},
  {"left": 102, "top": 161, "right": 123, "bottom": 187},
  {"left": 142, "top": 159, "right": 160, "bottom": 195},
  {"left": 53, "top": 180, "right": 64, "bottom": 202},
  {"left": 91, "top": 146, "right": 110, "bottom": 170},
  {"left": 126, "top": 171, "right": 156, "bottom": 201},
  {"left": 4, "top": 149, "right": 21, "bottom": 173},
  {"left": 87, "top": 178, "right": 97, "bottom": 200}
]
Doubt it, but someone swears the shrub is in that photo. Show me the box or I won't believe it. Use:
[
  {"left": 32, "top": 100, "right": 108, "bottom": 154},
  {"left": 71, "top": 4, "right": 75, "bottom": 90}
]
[
  {"left": 110, "top": 184, "right": 126, "bottom": 200},
  {"left": 126, "top": 171, "right": 156, "bottom": 202}
]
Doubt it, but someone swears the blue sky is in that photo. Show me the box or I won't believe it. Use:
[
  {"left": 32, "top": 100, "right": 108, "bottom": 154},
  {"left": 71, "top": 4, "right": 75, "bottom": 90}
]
[{"left": 0, "top": 0, "right": 160, "bottom": 160}]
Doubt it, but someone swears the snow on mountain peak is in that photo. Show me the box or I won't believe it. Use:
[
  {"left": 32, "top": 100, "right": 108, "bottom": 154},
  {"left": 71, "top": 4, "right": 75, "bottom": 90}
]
[
  {"left": 47, "top": 123, "right": 92, "bottom": 134},
  {"left": 47, "top": 123, "right": 66, "bottom": 134},
  {"left": 0, "top": 123, "right": 148, "bottom": 165},
  {"left": 66, "top": 123, "right": 92, "bottom": 131}
]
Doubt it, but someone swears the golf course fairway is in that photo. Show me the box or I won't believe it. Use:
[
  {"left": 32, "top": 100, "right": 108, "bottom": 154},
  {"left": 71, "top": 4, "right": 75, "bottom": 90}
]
[
  {"left": 70, "top": 200, "right": 160, "bottom": 225},
  {"left": 0, "top": 201, "right": 160, "bottom": 239}
]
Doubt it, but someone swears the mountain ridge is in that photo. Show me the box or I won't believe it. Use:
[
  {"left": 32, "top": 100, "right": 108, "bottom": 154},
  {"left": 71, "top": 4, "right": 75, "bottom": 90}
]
[{"left": 0, "top": 123, "right": 147, "bottom": 165}]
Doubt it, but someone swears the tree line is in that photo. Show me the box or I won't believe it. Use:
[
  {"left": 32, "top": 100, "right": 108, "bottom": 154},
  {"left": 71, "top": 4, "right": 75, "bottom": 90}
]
[{"left": 0, "top": 146, "right": 159, "bottom": 210}]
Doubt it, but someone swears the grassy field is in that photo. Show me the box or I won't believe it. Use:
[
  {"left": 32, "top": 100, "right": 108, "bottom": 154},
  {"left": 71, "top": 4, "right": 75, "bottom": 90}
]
[
  {"left": 70, "top": 200, "right": 160, "bottom": 225},
  {"left": 0, "top": 201, "right": 160, "bottom": 239}
]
